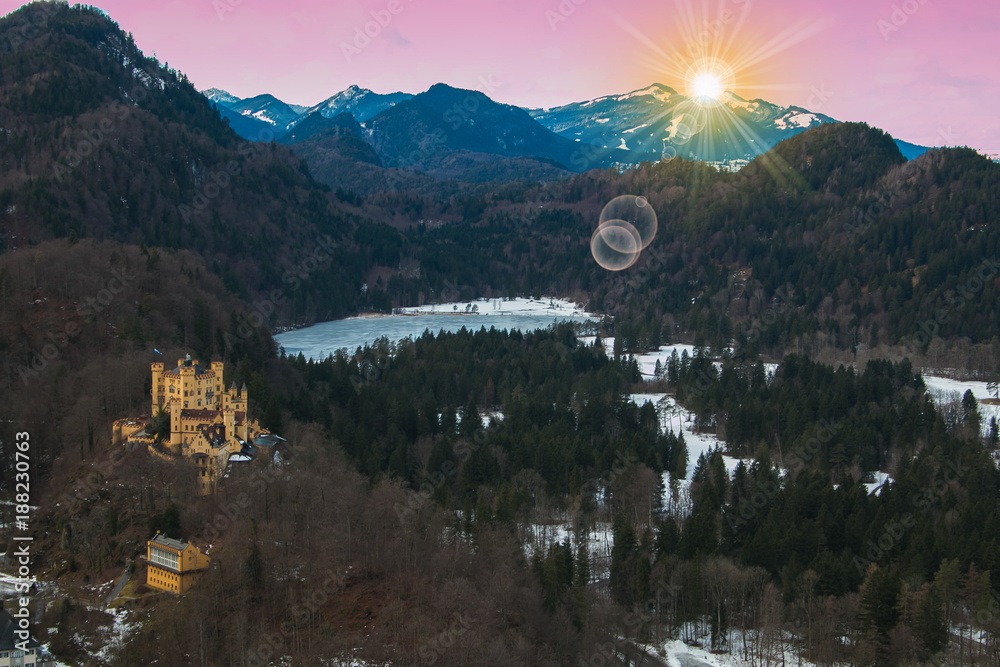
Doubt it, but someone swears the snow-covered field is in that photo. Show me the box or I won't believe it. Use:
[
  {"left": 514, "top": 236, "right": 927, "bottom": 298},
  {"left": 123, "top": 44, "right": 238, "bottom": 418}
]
[
  {"left": 91, "top": 607, "right": 139, "bottom": 664},
  {"left": 397, "top": 296, "right": 596, "bottom": 319},
  {"left": 627, "top": 393, "right": 739, "bottom": 485},
  {"left": 923, "top": 374, "right": 1000, "bottom": 437},
  {"left": 277, "top": 297, "right": 598, "bottom": 361},
  {"left": 633, "top": 344, "right": 699, "bottom": 378}
]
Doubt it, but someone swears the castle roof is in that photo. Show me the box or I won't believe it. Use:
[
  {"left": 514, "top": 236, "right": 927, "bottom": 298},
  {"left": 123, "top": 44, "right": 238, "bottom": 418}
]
[
  {"left": 180, "top": 408, "right": 246, "bottom": 423},
  {"left": 201, "top": 422, "right": 228, "bottom": 448},
  {"left": 181, "top": 409, "right": 223, "bottom": 420},
  {"left": 162, "top": 364, "right": 213, "bottom": 378},
  {"left": 150, "top": 533, "right": 189, "bottom": 553}
]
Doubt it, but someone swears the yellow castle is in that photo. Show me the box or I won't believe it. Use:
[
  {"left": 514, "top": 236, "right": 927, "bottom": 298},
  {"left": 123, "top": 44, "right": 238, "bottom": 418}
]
[{"left": 140, "top": 354, "right": 266, "bottom": 494}]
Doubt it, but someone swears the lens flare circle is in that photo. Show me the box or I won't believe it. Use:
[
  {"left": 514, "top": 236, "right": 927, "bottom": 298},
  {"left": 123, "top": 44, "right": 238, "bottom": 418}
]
[
  {"left": 599, "top": 195, "right": 658, "bottom": 249},
  {"left": 669, "top": 99, "right": 708, "bottom": 145},
  {"left": 591, "top": 219, "right": 642, "bottom": 271}
]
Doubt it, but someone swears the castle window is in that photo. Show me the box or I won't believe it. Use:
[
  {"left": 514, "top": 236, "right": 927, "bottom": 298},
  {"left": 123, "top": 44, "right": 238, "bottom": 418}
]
[
  {"left": 184, "top": 402, "right": 189, "bottom": 408},
  {"left": 198, "top": 400, "right": 202, "bottom": 406}
]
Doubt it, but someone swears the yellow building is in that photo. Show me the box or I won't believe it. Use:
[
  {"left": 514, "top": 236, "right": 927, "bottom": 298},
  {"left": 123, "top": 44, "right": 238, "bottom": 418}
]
[
  {"left": 145, "top": 533, "right": 211, "bottom": 594},
  {"left": 136, "top": 354, "right": 267, "bottom": 494}
]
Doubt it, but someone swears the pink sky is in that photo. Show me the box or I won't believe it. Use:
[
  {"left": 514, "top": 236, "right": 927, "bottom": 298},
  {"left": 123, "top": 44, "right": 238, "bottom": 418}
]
[{"left": 3, "top": 0, "right": 998, "bottom": 154}]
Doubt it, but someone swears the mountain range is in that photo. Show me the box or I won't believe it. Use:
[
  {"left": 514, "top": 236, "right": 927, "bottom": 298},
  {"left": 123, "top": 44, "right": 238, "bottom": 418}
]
[
  {"left": 205, "top": 82, "right": 930, "bottom": 184},
  {"left": 0, "top": 0, "right": 993, "bottom": 359}
]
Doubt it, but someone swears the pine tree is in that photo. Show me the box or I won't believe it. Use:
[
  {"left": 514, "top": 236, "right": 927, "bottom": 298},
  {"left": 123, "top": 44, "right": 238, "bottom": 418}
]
[
  {"left": 913, "top": 583, "right": 947, "bottom": 661},
  {"left": 572, "top": 537, "right": 590, "bottom": 629},
  {"left": 858, "top": 565, "right": 901, "bottom": 663},
  {"left": 610, "top": 513, "right": 637, "bottom": 607}
]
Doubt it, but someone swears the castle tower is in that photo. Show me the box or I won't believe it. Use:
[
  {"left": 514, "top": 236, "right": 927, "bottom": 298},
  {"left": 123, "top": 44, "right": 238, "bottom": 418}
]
[
  {"left": 233, "top": 382, "right": 247, "bottom": 412},
  {"left": 169, "top": 396, "right": 182, "bottom": 453},
  {"left": 224, "top": 409, "right": 236, "bottom": 444},
  {"left": 151, "top": 362, "right": 164, "bottom": 414},
  {"left": 210, "top": 361, "right": 225, "bottom": 408}
]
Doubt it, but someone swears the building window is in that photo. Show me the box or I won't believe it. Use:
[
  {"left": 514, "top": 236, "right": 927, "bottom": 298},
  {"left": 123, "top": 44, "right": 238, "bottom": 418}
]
[
  {"left": 149, "top": 547, "right": 180, "bottom": 571},
  {"left": 184, "top": 402, "right": 189, "bottom": 408},
  {"left": 198, "top": 400, "right": 202, "bottom": 406}
]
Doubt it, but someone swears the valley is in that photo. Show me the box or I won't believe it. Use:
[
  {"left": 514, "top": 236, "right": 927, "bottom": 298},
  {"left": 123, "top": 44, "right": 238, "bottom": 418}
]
[{"left": 0, "top": 2, "right": 998, "bottom": 666}]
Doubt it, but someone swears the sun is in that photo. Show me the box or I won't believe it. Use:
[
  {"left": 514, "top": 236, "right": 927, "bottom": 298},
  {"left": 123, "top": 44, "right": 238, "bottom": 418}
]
[
  {"left": 692, "top": 72, "right": 723, "bottom": 100},
  {"left": 682, "top": 57, "right": 735, "bottom": 107}
]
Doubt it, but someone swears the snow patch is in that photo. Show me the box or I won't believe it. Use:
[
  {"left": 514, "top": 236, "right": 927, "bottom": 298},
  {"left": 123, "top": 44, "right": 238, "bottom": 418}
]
[
  {"left": 923, "top": 374, "right": 1000, "bottom": 438},
  {"left": 774, "top": 112, "right": 818, "bottom": 130},
  {"left": 616, "top": 86, "right": 674, "bottom": 103},
  {"left": 398, "top": 297, "right": 596, "bottom": 319},
  {"left": 622, "top": 123, "right": 650, "bottom": 134}
]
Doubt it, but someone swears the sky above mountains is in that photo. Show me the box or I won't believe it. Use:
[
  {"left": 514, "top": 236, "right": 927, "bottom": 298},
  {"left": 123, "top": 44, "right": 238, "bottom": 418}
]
[{"left": 2, "top": 0, "right": 997, "bottom": 155}]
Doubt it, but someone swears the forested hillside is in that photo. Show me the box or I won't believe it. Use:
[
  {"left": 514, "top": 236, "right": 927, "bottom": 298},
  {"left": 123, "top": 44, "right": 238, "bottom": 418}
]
[
  {"left": 33, "top": 323, "right": 1000, "bottom": 664},
  {"left": 3, "top": 5, "right": 1000, "bottom": 364},
  {"left": 2, "top": 4, "right": 1000, "bottom": 666}
]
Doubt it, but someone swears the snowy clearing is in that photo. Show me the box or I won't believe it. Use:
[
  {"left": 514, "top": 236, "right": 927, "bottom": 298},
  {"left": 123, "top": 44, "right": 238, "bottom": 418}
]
[
  {"left": 923, "top": 374, "right": 1000, "bottom": 438},
  {"left": 396, "top": 296, "right": 596, "bottom": 319}
]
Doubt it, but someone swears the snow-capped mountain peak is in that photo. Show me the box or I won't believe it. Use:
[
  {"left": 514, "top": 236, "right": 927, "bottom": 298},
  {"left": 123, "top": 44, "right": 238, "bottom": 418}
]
[
  {"left": 304, "top": 85, "right": 413, "bottom": 123},
  {"left": 528, "top": 82, "right": 842, "bottom": 165},
  {"left": 203, "top": 88, "right": 240, "bottom": 106}
]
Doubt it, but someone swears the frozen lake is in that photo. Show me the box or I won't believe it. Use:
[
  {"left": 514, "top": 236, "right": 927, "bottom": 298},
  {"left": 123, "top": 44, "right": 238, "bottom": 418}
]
[{"left": 274, "top": 298, "right": 598, "bottom": 360}]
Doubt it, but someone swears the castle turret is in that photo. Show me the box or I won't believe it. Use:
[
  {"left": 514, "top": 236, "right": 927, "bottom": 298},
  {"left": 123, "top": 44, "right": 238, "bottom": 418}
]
[
  {"left": 168, "top": 396, "right": 182, "bottom": 454},
  {"left": 224, "top": 409, "right": 236, "bottom": 444},
  {"left": 210, "top": 361, "right": 225, "bottom": 408},
  {"left": 151, "top": 362, "right": 164, "bottom": 414}
]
